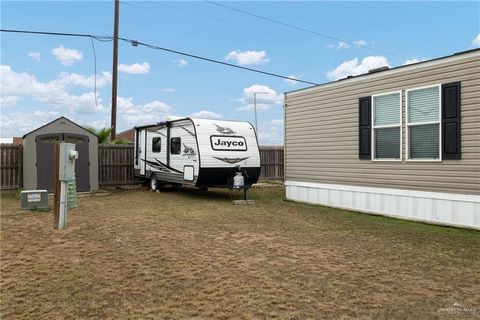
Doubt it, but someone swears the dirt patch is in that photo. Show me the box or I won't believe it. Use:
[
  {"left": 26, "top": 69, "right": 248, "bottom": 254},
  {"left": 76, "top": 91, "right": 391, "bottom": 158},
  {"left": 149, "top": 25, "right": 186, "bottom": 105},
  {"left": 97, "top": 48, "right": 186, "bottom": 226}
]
[{"left": 1, "top": 187, "right": 479, "bottom": 319}]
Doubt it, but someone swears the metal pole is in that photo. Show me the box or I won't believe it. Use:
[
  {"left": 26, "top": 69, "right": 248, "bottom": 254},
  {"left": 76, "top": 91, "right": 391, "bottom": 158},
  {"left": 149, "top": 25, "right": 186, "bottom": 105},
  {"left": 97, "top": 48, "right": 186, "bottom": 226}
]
[
  {"left": 59, "top": 181, "right": 67, "bottom": 230},
  {"left": 110, "top": 0, "right": 119, "bottom": 141},
  {"left": 253, "top": 92, "right": 267, "bottom": 136},
  {"left": 53, "top": 143, "right": 60, "bottom": 228},
  {"left": 254, "top": 92, "right": 258, "bottom": 133}
]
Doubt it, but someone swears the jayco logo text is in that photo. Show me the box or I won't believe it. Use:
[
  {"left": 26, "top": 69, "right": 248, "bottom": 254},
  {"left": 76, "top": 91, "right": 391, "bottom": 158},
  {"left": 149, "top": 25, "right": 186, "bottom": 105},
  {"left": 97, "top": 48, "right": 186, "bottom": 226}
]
[{"left": 211, "top": 136, "right": 247, "bottom": 151}]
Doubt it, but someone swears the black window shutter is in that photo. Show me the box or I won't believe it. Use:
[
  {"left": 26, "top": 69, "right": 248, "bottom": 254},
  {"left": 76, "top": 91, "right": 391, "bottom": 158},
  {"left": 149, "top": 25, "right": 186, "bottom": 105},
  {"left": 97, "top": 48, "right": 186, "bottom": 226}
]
[
  {"left": 359, "top": 96, "right": 371, "bottom": 159},
  {"left": 442, "top": 82, "right": 461, "bottom": 160}
]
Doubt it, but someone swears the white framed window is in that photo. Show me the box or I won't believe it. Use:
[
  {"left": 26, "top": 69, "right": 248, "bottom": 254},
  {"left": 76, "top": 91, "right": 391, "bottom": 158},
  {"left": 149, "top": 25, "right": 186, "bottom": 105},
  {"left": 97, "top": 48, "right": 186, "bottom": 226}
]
[
  {"left": 371, "top": 91, "right": 402, "bottom": 161},
  {"left": 406, "top": 85, "right": 441, "bottom": 161}
]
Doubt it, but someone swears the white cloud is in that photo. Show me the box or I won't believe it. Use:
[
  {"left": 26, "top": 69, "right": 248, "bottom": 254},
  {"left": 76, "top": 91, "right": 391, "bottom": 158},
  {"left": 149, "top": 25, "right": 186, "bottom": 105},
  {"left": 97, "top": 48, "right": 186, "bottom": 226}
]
[
  {"left": 0, "top": 96, "right": 22, "bottom": 108},
  {"left": 0, "top": 65, "right": 106, "bottom": 113},
  {"left": 353, "top": 40, "right": 367, "bottom": 46},
  {"left": 326, "top": 56, "right": 390, "bottom": 80},
  {"left": 327, "top": 40, "right": 367, "bottom": 49},
  {"left": 118, "top": 62, "right": 150, "bottom": 74},
  {"left": 172, "top": 59, "right": 188, "bottom": 67},
  {"left": 190, "top": 110, "right": 223, "bottom": 120},
  {"left": 83, "top": 117, "right": 110, "bottom": 131},
  {"left": 472, "top": 33, "right": 480, "bottom": 47},
  {"left": 258, "top": 121, "right": 284, "bottom": 146},
  {"left": 236, "top": 84, "right": 283, "bottom": 111},
  {"left": 271, "top": 119, "right": 284, "bottom": 126},
  {"left": 56, "top": 71, "right": 112, "bottom": 88},
  {"left": 225, "top": 50, "right": 269, "bottom": 66},
  {"left": 162, "top": 88, "right": 175, "bottom": 93},
  {"left": 117, "top": 97, "right": 172, "bottom": 128},
  {"left": 0, "top": 111, "right": 59, "bottom": 138},
  {"left": 28, "top": 52, "right": 41, "bottom": 62},
  {"left": 52, "top": 45, "right": 83, "bottom": 66},
  {"left": 403, "top": 58, "right": 425, "bottom": 65},
  {"left": 69, "top": 93, "right": 106, "bottom": 114},
  {"left": 284, "top": 75, "right": 302, "bottom": 85}
]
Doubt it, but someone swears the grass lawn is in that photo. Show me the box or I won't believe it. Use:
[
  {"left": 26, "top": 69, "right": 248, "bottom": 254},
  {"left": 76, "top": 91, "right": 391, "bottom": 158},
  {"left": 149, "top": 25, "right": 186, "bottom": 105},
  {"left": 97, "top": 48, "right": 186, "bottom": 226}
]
[{"left": 1, "top": 186, "right": 479, "bottom": 319}]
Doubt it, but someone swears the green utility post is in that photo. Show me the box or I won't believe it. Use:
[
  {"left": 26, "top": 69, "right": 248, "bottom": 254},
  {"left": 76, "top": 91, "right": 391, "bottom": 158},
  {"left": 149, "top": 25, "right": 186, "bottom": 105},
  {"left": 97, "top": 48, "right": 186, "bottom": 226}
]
[{"left": 67, "top": 179, "right": 77, "bottom": 209}]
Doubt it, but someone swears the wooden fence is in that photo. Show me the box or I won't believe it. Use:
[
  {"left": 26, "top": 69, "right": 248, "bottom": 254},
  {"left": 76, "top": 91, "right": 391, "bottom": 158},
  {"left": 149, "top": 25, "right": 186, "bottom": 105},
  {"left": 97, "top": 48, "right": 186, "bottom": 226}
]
[
  {"left": 0, "top": 144, "right": 284, "bottom": 190},
  {"left": 259, "top": 146, "right": 284, "bottom": 180},
  {"left": 99, "top": 145, "right": 284, "bottom": 184},
  {"left": 98, "top": 145, "right": 136, "bottom": 185},
  {"left": 0, "top": 144, "right": 23, "bottom": 190}
]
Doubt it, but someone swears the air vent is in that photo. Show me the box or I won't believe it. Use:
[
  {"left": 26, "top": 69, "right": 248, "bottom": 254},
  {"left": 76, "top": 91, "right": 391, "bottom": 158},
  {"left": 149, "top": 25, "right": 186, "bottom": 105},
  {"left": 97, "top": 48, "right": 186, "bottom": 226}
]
[
  {"left": 337, "top": 75, "right": 355, "bottom": 81},
  {"left": 368, "top": 66, "right": 390, "bottom": 74}
]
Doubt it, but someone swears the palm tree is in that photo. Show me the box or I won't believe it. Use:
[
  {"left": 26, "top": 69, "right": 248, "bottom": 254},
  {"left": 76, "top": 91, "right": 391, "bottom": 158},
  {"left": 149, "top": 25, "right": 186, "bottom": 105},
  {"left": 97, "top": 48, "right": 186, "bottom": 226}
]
[{"left": 85, "top": 126, "right": 127, "bottom": 144}]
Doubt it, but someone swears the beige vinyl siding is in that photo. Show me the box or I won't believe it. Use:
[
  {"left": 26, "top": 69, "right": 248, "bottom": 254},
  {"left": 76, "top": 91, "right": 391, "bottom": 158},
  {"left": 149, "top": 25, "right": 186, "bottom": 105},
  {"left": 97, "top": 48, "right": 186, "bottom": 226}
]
[{"left": 285, "top": 52, "right": 480, "bottom": 195}]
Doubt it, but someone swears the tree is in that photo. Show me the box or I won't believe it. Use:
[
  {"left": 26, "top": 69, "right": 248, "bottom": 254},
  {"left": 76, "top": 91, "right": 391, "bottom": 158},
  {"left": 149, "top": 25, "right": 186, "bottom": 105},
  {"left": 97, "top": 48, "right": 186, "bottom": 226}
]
[{"left": 85, "top": 126, "right": 127, "bottom": 144}]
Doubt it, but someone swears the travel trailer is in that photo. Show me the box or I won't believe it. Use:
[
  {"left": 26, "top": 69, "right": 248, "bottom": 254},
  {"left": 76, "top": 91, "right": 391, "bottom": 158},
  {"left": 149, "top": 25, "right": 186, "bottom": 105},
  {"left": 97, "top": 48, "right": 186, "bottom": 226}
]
[{"left": 134, "top": 118, "right": 261, "bottom": 190}]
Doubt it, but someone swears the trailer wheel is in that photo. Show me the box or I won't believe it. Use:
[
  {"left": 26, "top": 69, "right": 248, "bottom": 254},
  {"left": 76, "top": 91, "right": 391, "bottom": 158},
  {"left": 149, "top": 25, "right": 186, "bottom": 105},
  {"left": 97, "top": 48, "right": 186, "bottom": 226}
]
[{"left": 150, "top": 175, "right": 159, "bottom": 191}]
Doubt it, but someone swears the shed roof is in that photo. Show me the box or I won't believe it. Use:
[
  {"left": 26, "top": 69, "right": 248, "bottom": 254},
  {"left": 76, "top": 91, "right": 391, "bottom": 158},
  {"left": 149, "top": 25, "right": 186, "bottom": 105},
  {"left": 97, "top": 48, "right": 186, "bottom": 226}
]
[{"left": 22, "top": 116, "right": 98, "bottom": 138}]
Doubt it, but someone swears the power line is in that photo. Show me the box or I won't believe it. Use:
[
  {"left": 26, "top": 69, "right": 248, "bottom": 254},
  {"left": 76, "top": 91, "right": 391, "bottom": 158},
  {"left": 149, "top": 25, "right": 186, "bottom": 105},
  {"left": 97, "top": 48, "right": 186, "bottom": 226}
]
[
  {"left": 119, "top": 37, "right": 319, "bottom": 85},
  {"left": 206, "top": 1, "right": 407, "bottom": 60},
  {"left": 0, "top": 28, "right": 319, "bottom": 85},
  {"left": 89, "top": 37, "right": 99, "bottom": 109},
  {"left": 1, "top": 28, "right": 108, "bottom": 115},
  {"left": 132, "top": 1, "right": 290, "bottom": 41},
  {"left": 0, "top": 28, "right": 113, "bottom": 42}
]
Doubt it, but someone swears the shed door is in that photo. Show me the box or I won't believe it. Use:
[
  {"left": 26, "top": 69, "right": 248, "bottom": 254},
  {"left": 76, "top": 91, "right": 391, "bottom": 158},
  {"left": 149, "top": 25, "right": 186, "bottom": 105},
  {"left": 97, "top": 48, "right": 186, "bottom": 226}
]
[
  {"left": 36, "top": 133, "right": 62, "bottom": 192},
  {"left": 36, "top": 133, "right": 90, "bottom": 192},
  {"left": 65, "top": 134, "right": 90, "bottom": 192}
]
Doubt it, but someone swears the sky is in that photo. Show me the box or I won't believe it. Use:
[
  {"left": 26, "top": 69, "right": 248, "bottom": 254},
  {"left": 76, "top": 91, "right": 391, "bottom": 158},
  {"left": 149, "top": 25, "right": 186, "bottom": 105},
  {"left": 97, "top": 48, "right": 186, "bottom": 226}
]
[{"left": 1, "top": 1, "right": 479, "bottom": 145}]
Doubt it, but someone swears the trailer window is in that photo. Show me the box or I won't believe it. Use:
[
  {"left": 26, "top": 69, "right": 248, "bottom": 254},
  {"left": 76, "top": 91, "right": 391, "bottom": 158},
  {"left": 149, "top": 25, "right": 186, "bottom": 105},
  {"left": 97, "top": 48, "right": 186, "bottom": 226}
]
[
  {"left": 406, "top": 85, "right": 441, "bottom": 160},
  {"left": 152, "top": 137, "right": 161, "bottom": 153},
  {"left": 372, "top": 91, "right": 402, "bottom": 161},
  {"left": 170, "top": 137, "right": 181, "bottom": 155}
]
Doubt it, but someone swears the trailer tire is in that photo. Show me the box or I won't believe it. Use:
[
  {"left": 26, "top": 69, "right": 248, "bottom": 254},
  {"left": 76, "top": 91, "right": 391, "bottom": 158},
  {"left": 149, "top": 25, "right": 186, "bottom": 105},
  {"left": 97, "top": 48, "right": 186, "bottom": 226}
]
[{"left": 150, "top": 174, "right": 159, "bottom": 191}]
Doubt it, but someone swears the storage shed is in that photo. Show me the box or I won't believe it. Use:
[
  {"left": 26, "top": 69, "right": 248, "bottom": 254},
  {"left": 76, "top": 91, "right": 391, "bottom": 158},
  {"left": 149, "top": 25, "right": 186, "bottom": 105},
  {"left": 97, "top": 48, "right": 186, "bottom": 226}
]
[
  {"left": 284, "top": 49, "right": 480, "bottom": 230},
  {"left": 22, "top": 116, "right": 99, "bottom": 192}
]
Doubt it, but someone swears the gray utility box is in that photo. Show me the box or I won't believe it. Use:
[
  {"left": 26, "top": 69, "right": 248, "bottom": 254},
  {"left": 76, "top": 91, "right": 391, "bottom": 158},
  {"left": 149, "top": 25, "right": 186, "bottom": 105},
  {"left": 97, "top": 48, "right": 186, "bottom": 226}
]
[
  {"left": 21, "top": 190, "right": 49, "bottom": 210},
  {"left": 59, "top": 143, "right": 78, "bottom": 181}
]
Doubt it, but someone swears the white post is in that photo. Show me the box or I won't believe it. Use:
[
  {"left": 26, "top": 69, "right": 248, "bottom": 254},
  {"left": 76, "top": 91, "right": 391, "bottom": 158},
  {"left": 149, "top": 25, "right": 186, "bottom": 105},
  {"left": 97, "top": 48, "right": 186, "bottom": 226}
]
[
  {"left": 253, "top": 92, "right": 267, "bottom": 137},
  {"left": 254, "top": 92, "right": 258, "bottom": 133},
  {"left": 58, "top": 180, "right": 68, "bottom": 230}
]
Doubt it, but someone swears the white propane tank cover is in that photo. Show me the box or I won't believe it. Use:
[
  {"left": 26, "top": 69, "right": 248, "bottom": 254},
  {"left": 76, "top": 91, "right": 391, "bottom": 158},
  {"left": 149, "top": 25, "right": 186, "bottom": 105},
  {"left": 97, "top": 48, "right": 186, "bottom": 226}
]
[
  {"left": 69, "top": 150, "right": 79, "bottom": 160},
  {"left": 233, "top": 172, "right": 244, "bottom": 188}
]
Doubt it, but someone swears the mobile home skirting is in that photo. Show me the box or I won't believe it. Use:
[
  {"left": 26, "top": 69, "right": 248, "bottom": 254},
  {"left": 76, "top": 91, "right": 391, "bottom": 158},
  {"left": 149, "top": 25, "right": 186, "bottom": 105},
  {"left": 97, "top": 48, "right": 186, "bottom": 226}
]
[{"left": 285, "top": 180, "right": 480, "bottom": 230}]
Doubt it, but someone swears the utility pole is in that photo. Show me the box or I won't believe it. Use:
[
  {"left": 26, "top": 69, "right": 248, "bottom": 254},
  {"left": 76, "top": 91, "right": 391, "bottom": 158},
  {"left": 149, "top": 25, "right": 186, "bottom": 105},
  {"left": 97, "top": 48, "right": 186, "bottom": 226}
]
[{"left": 110, "top": 0, "right": 119, "bottom": 141}]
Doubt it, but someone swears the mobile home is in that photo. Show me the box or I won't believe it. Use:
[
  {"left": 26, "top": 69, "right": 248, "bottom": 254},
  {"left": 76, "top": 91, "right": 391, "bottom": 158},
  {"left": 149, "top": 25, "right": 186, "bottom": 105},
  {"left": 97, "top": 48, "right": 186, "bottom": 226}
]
[
  {"left": 134, "top": 118, "right": 260, "bottom": 190},
  {"left": 284, "top": 49, "right": 480, "bottom": 229}
]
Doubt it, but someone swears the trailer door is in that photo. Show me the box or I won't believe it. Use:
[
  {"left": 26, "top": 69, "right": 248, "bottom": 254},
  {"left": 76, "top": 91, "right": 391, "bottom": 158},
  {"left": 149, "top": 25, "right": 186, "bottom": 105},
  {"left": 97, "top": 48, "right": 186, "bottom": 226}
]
[{"left": 140, "top": 130, "right": 146, "bottom": 176}]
